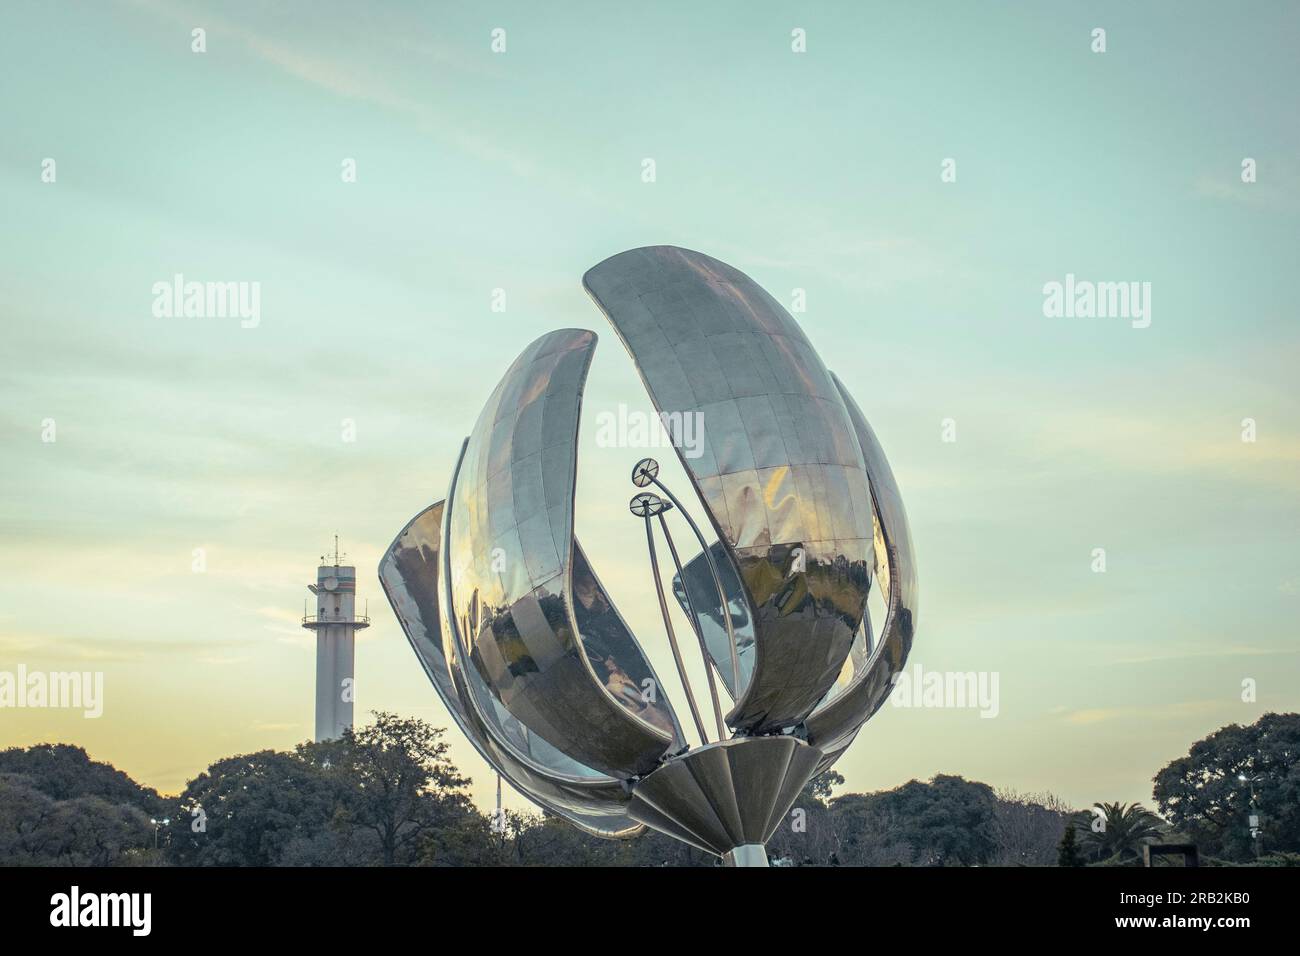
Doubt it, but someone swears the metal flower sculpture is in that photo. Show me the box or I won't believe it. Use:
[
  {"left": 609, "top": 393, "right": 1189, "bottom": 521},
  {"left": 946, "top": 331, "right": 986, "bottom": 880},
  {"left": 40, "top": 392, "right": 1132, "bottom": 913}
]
[{"left": 379, "top": 246, "right": 917, "bottom": 866}]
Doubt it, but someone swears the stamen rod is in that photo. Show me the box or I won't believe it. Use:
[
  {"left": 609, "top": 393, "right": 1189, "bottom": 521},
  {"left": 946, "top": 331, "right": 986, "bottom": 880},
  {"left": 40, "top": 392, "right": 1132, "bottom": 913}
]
[
  {"left": 643, "top": 515, "right": 709, "bottom": 745},
  {"left": 643, "top": 471, "right": 743, "bottom": 697},
  {"left": 658, "top": 512, "right": 726, "bottom": 741}
]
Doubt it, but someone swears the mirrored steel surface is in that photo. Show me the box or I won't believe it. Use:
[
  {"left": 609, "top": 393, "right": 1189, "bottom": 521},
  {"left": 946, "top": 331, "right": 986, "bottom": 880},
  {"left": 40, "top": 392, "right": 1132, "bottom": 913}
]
[
  {"left": 656, "top": 513, "right": 727, "bottom": 740},
  {"left": 641, "top": 512, "right": 711, "bottom": 744},
  {"left": 817, "top": 607, "right": 874, "bottom": 710},
  {"left": 443, "top": 329, "right": 677, "bottom": 777},
  {"left": 805, "top": 373, "right": 918, "bottom": 765},
  {"left": 381, "top": 246, "right": 919, "bottom": 859},
  {"left": 627, "top": 736, "right": 823, "bottom": 857},
  {"left": 642, "top": 471, "right": 743, "bottom": 694},
  {"left": 722, "top": 844, "right": 770, "bottom": 867},
  {"left": 441, "top": 441, "right": 623, "bottom": 783},
  {"left": 378, "top": 500, "right": 644, "bottom": 837},
  {"left": 670, "top": 542, "right": 755, "bottom": 699},
  {"left": 584, "top": 246, "right": 874, "bottom": 734}
]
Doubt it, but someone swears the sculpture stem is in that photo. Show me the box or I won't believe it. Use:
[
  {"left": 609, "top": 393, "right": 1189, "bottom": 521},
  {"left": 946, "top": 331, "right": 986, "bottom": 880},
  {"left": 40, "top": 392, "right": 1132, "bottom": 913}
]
[
  {"left": 644, "top": 472, "right": 743, "bottom": 697},
  {"left": 643, "top": 515, "right": 709, "bottom": 745},
  {"left": 657, "top": 512, "right": 726, "bottom": 741}
]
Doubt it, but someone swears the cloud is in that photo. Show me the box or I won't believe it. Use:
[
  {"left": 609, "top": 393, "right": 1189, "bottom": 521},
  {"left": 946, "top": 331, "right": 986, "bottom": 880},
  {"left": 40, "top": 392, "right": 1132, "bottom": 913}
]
[
  {"left": 250, "top": 720, "right": 302, "bottom": 732},
  {"left": 1193, "top": 172, "right": 1300, "bottom": 214},
  {"left": 194, "top": 654, "right": 252, "bottom": 665},
  {"left": 125, "top": 0, "right": 534, "bottom": 178},
  {"left": 1108, "top": 645, "right": 1295, "bottom": 667},
  {"left": 0, "top": 633, "right": 257, "bottom": 663},
  {"left": 1060, "top": 699, "right": 1225, "bottom": 726}
]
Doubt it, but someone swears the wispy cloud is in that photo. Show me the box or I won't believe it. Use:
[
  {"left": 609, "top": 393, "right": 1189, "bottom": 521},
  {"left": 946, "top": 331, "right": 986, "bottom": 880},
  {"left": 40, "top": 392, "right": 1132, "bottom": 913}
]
[
  {"left": 126, "top": 0, "right": 534, "bottom": 177},
  {"left": 1108, "top": 645, "right": 1295, "bottom": 667},
  {"left": 1058, "top": 699, "right": 1226, "bottom": 726},
  {"left": 0, "top": 633, "right": 257, "bottom": 663},
  {"left": 1193, "top": 170, "right": 1300, "bottom": 213}
]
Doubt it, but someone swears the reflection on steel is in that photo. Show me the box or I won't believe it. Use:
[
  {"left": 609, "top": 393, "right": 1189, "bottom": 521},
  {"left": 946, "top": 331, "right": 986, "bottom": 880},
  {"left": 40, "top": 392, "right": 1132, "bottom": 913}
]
[
  {"left": 587, "top": 248, "right": 874, "bottom": 736},
  {"left": 443, "top": 330, "right": 676, "bottom": 778},
  {"left": 723, "top": 844, "right": 770, "bottom": 867},
  {"left": 626, "top": 736, "right": 822, "bottom": 858},
  {"left": 670, "top": 540, "right": 756, "bottom": 699},
  {"left": 379, "top": 502, "right": 648, "bottom": 836},
  {"left": 633, "top": 457, "right": 743, "bottom": 694},
  {"left": 632, "top": 487, "right": 727, "bottom": 742},
  {"left": 634, "top": 492, "right": 711, "bottom": 744},
  {"left": 804, "top": 373, "right": 918, "bottom": 770},
  {"left": 381, "top": 246, "right": 917, "bottom": 865},
  {"left": 654, "top": 508, "right": 727, "bottom": 742}
]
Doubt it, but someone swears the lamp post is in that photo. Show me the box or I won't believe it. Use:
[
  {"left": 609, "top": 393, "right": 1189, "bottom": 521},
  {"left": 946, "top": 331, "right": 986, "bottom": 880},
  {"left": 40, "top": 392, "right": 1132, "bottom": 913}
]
[
  {"left": 1237, "top": 772, "right": 1263, "bottom": 858},
  {"left": 149, "top": 816, "right": 171, "bottom": 850}
]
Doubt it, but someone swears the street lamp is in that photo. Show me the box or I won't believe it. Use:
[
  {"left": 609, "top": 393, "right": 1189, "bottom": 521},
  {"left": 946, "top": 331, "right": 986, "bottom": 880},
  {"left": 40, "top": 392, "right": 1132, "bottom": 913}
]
[
  {"left": 149, "top": 817, "right": 171, "bottom": 850},
  {"left": 1237, "top": 772, "right": 1263, "bottom": 858}
]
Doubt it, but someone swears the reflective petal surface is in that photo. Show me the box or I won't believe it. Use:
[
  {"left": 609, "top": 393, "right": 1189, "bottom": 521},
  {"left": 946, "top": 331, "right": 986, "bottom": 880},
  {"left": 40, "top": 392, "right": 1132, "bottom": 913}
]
[
  {"left": 381, "top": 247, "right": 918, "bottom": 860},
  {"left": 443, "top": 329, "right": 677, "bottom": 777},
  {"left": 805, "top": 372, "right": 918, "bottom": 765},
  {"left": 627, "top": 737, "right": 823, "bottom": 856},
  {"left": 584, "top": 246, "right": 874, "bottom": 734},
  {"left": 379, "top": 500, "right": 643, "bottom": 836},
  {"left": 670, "top": 541, "right": 755, "bottom": 699}
]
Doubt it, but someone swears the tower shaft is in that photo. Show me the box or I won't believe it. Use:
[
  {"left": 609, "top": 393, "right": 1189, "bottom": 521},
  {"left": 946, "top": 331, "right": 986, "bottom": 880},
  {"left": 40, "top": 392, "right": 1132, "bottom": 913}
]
[
  {"left": 303, "top": 559, "right": 369, "bottom": 742},
  {"left": 314, "top": 624, "right": 355, "bottom": 741}
]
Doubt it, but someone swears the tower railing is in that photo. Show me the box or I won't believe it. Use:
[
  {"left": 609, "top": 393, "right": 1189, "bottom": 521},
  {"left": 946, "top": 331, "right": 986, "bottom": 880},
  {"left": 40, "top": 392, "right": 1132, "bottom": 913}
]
[{"left": 302, "top": 612, "right": 370, "bottom": 626}]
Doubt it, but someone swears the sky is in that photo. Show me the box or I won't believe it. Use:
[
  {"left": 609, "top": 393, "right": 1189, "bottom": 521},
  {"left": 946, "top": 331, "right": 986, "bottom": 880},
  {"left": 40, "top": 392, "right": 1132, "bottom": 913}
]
[{"left": 1, "top": 1, "right": 1297, "bottom": 816}]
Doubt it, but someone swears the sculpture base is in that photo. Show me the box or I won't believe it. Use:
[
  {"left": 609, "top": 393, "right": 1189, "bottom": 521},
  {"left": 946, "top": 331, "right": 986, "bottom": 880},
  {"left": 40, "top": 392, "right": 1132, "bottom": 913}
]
[
  {"left": 628, "top": 735, "right": 823, "bottom": 862},
  {"left": 723, "top": 844, "right": 769, "bottom": 867}
]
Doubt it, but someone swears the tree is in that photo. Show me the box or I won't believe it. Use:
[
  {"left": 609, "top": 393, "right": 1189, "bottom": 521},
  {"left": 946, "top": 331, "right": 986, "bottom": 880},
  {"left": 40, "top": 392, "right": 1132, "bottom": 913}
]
[
  {"left": 0, "top": 774, "right": 63, "bottom": 863},
  {"left": 1073, "top": 801, "right": 1164, "bottom": 864},
  {"left": 418, "top": 808, "right": 503, "bottom": 867},
  {"left": 1153, "top": 712, "right": 1300, "bottom": 862},
  {"left": 0, "top": 747, "right": 158, "bottom": 866},
  {"left": 168, "top": 750, "right": 342, "bottom": 866},
  {"left": 1057, "top": 823, "right": 1083, "bottom": 867},
  {"left": 50, "top": 796, "right": 152, "bottom": 866},
  {"left": 766, "top": 770, "right": 844, "bottom": 865},
  {"left": 826, "top": 792, "right": 915, "bottom": 866},
  {"left": 299, "top": 712, "right": 475, "bottom": 866},
  {"left": 807, "top": 770, "right": 845, "bottom": 803},
  {"left": 830, "top": 775, "right": 1000, "bottom": 866},
  {"left": 0, "top": 744, "right": 162, "bottom": 813},
  {"left": 991, "top": 788, "right": 1070, "bottom": 866},
  {"left": 0, "top": 772, "right": 151, "bottom": 865}
]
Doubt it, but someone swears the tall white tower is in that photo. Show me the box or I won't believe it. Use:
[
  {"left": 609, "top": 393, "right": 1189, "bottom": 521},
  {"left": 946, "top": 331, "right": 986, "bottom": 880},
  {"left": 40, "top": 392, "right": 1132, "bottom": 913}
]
[{"left": 303, "top": 538, "right": 369, "bottom": 741}]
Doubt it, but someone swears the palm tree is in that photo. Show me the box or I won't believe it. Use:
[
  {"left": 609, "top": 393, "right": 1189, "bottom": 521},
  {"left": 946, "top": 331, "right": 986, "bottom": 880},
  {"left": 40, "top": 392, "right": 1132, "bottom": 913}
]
[{"left": 1074, "top": 801, "right": 1165, "bottom": 863}]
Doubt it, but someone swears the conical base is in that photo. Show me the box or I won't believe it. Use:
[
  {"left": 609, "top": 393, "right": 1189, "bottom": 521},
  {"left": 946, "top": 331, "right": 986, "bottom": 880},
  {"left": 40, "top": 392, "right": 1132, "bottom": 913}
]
[{"left": 627, "top": 736, "right": 823, "bottom": 862}]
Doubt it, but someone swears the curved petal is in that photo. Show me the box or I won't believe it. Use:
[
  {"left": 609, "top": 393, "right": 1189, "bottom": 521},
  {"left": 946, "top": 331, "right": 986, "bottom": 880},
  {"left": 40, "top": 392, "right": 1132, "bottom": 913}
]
[
  {"left": 669, "top": 541, "right": 755, "bottom": 699},
  {"left": 805, "top": 372, "right": 918, "bottom": 765},
  {"left": 379, "top": 499, "right": 643, "bottom": 836},
  {"left": 443, "top": 329, "right": 677, "bottom": 778},
  {"left": 584, "top": 246, "right": 873, "bottom": 734}
]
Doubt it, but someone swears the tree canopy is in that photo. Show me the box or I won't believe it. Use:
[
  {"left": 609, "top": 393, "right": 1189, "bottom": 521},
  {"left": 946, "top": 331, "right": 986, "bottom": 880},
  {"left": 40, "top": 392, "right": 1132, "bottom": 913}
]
[
  {"left": 3, "top": 712, "right": 1295, "bottom": 866},
  {"left": 1153, "top": 712, "right": 1300, "bottom": 861}
]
